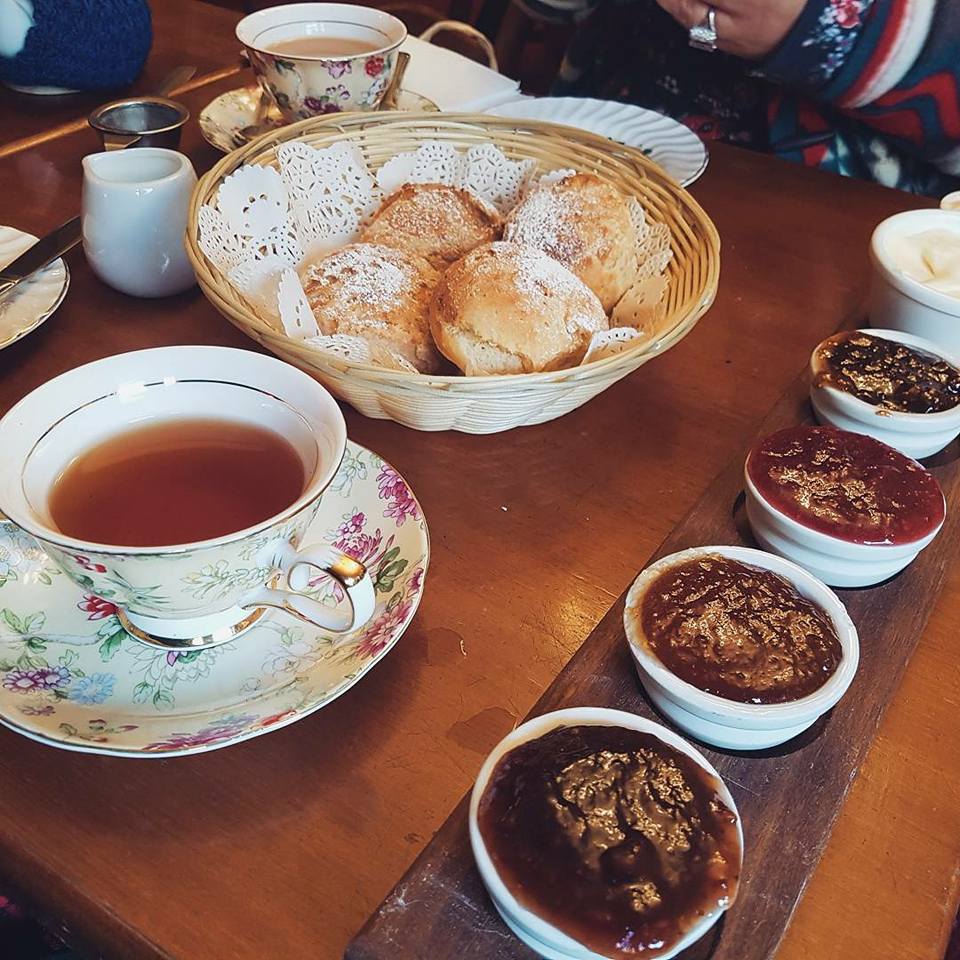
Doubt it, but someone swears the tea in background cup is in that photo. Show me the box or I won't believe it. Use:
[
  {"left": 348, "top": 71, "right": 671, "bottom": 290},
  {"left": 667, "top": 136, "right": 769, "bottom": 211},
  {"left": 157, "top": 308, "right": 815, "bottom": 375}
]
[
  {"left": 0, "top": 346, "right": 375, "bottom": 651},
  {"left": 236, "top": 2, "right": 407, "bottom": 121}
]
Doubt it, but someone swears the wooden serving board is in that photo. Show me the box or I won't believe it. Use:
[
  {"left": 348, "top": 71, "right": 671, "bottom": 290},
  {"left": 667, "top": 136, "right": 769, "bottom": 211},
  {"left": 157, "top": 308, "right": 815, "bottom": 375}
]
[{"left": 346, "top": 365, "right": 960, "bottom": 960}]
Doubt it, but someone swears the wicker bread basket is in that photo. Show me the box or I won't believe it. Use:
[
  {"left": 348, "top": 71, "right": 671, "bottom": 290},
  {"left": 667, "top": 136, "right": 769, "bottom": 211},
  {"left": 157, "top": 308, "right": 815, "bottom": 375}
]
[{"left": 186, "top": 112, "right": 719, "bottom": 433}]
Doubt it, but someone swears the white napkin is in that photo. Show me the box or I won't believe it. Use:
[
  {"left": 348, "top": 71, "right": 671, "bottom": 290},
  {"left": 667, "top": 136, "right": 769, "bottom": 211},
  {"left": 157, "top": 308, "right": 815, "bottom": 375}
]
[{"left": 400, "top": 35, "right": 520, "bottom": 112}]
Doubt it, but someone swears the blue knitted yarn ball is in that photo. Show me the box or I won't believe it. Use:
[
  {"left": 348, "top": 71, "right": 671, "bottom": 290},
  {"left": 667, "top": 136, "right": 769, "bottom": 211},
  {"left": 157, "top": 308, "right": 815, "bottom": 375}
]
[{"left": 0, "top": 0, "right": 152, "bottom": 90}]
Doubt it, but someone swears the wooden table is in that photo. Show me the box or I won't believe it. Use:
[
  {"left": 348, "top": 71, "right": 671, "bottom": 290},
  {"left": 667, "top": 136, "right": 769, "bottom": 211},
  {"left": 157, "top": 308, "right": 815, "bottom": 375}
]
[
  {"left": 0, "top": 1, "right": 243, "bottom": 154},
  {"left": 0, "top": 27, "right": 958, "bottom": 960}
]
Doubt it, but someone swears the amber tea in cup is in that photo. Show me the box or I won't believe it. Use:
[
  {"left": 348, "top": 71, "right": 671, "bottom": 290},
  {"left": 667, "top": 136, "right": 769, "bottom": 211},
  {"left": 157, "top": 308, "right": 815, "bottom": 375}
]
[
  {"left": 48, "top": 418, "right": 306, "bottom": 548},
  {"left": 0, "top": 346, "right": 377, "bottom": 650}
]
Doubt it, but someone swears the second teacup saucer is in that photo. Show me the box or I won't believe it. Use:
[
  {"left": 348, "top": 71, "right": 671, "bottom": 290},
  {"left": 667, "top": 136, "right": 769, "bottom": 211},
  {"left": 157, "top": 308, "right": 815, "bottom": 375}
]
[
  {"left": 0, "top": 441, "right": 428, "bottom": 758},
  {"left": 199, "top": 84, "right": 439, "bottom": 153}
]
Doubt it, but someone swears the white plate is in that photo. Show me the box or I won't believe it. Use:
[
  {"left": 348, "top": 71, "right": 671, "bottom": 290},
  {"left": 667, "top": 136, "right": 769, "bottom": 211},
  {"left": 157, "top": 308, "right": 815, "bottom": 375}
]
[
  {"left": 486, "top": 96, "right": 708, "bottom": 187},
  {"left": 0, "top": 226, "right": 70, "bottom": 350},
  {"left": 199, "top": 85, "right": 440, "bottom": 153},
  {"left": 0, "top": 441, "right": 428, "bottom": 757},
  {"left": 2, "top": 82, "right": 80, "bottom": 95}
]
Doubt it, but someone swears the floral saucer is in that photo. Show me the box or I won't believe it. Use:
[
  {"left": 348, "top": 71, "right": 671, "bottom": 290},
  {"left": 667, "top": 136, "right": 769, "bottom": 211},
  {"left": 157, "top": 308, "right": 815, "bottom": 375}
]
[
  {"left": 0, "top": 226, "right": 70, "bottom": 351},
  {"left": 0, "top": 442, "right": 428, "bottom": 757},
  {"left": 199, "top": 85, "right": 439, "bottom": 153}
]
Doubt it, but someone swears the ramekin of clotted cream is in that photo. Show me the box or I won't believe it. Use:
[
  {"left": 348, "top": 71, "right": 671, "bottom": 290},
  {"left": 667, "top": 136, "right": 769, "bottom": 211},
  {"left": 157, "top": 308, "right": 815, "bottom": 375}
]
[{"left": 870, "top": 209, "right": 960, "bottom": 353}]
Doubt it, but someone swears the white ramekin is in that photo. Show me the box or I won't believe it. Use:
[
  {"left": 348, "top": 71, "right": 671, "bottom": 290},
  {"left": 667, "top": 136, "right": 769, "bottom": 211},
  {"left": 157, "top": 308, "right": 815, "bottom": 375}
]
[
  {"left": 810, "top": 328, "right": 960, "bottom": 458},
  {"left": 869, "top": 209, "right": 960, "bottom": 354},
  {"left": 744, "top": 456, "right": 944, "bottom": 588},
  {"left": 469, "top": 707, "right": 743, "bottom": 960},
  {"left": 623, "top": 546, "right": 859, "bottom": 750}
]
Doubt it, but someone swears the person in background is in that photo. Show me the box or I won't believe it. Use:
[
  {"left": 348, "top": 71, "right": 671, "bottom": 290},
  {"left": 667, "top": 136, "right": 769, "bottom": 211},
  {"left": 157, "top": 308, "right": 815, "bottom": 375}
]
[{"left": 515, "top": 0, "right": 960, "bottom": 197}]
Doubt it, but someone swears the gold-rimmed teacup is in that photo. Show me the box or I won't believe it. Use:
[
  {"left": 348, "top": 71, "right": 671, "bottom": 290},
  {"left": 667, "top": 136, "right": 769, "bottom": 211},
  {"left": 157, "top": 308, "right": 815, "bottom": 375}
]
[
  {"left": 236, "top": 2, "right": 407, "bottom": 121},
  {"left": 0, "top": 346, "right": 375, "bottom": 650}
]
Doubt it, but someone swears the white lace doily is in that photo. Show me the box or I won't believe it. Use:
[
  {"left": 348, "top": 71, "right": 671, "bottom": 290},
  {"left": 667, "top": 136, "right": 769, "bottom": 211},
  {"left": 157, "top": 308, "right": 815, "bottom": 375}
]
[
  {"left": 376, "top": 141, "right": 535, "bottom": 214},
  {"left": 582, "top": 327, "right": 651, "bottom": 365},
  {"left": 197, "top": 142, "right": 672, "bottom": 373}
]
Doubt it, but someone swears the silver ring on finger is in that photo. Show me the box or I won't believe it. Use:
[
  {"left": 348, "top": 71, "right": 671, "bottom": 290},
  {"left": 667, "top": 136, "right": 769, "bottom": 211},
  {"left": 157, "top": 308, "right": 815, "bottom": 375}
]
[{"left": 688, "top": 6, "right": 718, "bottom": 52}]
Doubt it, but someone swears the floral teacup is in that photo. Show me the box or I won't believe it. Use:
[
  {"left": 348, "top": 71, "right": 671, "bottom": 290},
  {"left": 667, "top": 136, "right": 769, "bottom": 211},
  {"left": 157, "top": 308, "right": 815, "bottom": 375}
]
[
  {"left": 0, "top": 346, "right": 375, "bottom": 651},
  {"left": 236, "top": 3, "right": 407, "bottom": 122}
]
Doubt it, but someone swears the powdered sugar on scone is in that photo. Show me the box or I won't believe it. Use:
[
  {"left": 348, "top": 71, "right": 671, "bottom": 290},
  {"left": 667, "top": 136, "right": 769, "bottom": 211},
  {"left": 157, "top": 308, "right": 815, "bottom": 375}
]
[
  {"left": 428, "top": 241, "right": 608, "bottom": 375},
  {"left": 360, "top": 183, "right": 503, "bottom": 268},
  {"left": 301, "top": 243, "right": 443, "bottom": 373},
  {"left": 509, "top": 242, "right": 590, "bottom": 301},
  {"left": 503, "top": 180, "right": 584, "bottom": 267},
  {"left": 302, "top": 244, "right": 410, "bottom": 312}
]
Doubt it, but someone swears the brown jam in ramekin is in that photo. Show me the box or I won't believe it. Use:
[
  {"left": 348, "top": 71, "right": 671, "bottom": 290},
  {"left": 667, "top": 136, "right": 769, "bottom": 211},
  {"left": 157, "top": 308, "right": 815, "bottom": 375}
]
[
  {"left": 813, "top": 331, "right": 960, "bottom": 414},
  {"left": 638, "top": 554, "right": 842, "bottom": 704},
  {"left": 477, "top": 724, "right": 740, "bottom": 958}
]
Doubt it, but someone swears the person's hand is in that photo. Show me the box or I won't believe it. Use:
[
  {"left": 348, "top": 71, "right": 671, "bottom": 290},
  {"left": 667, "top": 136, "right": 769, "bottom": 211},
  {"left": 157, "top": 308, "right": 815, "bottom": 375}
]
[{"left": 654, "top": 0, "right": 807, "bottom": 59}]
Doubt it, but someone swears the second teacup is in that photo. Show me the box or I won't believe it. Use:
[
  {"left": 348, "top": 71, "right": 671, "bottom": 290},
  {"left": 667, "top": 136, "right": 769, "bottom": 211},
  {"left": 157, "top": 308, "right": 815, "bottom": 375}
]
[
  {"left": 237, "top": 2, "right": 407, "bottom": 120},
  {"left": 0, "top": 346, "right": 376, "bottom": 650}
]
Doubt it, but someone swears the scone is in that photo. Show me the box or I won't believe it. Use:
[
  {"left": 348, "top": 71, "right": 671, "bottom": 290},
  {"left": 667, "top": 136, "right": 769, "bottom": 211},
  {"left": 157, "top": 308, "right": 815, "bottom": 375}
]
[
  {"left": 302, "top": 243, "right": 443, "bottom": 374},
  {"left": 360, "top": 183, "right": 503, "bottom": 268},
  {"left": 429, "top": 241, "right": 608, "bottom": 376},
  {"left": 503, "top": 172, "right": 638, "bottom": 311}
]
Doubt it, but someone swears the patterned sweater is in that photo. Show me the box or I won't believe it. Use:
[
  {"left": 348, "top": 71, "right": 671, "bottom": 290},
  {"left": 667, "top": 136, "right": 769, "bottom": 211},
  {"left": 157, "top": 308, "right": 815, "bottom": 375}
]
[{"left": 519, "top": 0, "right": 960, "bottom": 196}]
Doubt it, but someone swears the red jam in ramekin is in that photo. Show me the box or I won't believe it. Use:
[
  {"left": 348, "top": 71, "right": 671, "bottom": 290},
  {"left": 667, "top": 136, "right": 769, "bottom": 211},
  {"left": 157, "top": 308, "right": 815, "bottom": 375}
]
[{"left": 746, "top": 425, "right": 944, "bottom": 546}]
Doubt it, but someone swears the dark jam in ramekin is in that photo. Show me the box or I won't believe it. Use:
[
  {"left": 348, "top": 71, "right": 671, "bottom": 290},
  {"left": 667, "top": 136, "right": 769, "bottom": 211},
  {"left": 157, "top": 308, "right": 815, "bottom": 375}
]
[
  {"left": 747, "top": 425, "right": 945, "bottom": 545},
  {"left": 477, "top": 724, "right": 741, "bottom": 958},
  {"left": 638, "top": 554, "right": 842, "bottom": 704},
  {"left": 814, "top": 330, "right": 960, "bottom": 414}
]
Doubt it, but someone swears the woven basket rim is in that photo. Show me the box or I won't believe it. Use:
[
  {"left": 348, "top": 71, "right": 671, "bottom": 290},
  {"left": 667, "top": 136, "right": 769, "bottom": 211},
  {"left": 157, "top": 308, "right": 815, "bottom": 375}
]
[{"left": 186, "top": 111, "right": 720, "bottom": 387}]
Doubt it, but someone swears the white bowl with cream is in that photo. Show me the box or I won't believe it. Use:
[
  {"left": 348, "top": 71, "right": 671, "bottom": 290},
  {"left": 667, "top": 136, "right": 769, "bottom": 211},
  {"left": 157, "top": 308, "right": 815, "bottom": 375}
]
[
  {"left": 810, "top": 328, "right": 960, "bottom": 458},
  {"left": 869, "top": 208, "right": 960, "bottom": 353},
  {"left": 624, "top": 546, "right": 859, "bottom": 750},
  {"left": 469, "top": 707, "right": 743, "bottom": 960}
]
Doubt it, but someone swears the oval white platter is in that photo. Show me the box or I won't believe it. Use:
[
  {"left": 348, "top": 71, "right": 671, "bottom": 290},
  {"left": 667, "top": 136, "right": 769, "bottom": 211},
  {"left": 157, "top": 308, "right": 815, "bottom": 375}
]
[{"left": 486, "top": 96, "right": 708, "bottom": 187}]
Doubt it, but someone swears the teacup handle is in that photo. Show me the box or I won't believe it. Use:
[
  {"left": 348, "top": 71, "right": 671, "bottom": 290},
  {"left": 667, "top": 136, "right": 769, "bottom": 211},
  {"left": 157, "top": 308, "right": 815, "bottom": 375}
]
[{"left": 241, "top": 542, "right": 376, "bottom": 634}]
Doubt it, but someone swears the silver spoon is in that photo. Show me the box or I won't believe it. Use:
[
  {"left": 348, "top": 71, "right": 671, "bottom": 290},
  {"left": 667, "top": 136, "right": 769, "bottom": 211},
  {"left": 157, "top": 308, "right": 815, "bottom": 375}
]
[{"left": 378, "top": 51, "right": 410, "bottom": 112}]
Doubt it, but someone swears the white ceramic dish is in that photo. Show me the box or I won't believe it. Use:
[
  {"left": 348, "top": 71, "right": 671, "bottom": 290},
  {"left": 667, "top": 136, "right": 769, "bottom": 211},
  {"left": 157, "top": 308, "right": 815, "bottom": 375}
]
[
  {"left": 869, "top": 208, "right": 960, "bottom": 354},
  {"left": 469, "top": 707, "right": 743, "bottom": 960},
  {"left": 198, "top": 84, "right": 438, "bottom": 153},
  {"left": 0, "top": 439, "right": 428, "bottom": 757},
  {"left": 486, "top": 96, "right": 708, "bottom": 187},
  {"left": 810, "top": 328, "right": 960, "bottom": 458},
  {"left": 624, "top": 546, "right": 859, "bottom": 750},
  {"left": 744, "top": 453, "right": 944, "bottom": 588},
  {"left": 0, "top": 225, "right": 69, "bottom": 350},
  {"left": 82, "top": 148, "right": 197, "bottom": 298}
]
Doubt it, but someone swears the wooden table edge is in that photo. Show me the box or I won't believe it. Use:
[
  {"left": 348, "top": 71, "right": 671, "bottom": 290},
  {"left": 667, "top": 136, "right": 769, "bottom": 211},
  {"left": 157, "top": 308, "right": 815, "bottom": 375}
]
[{"left": 0, "top": 65, "right": 243, "bottom": 160}]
